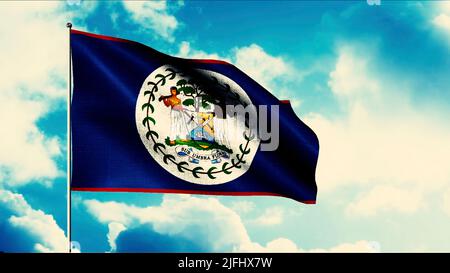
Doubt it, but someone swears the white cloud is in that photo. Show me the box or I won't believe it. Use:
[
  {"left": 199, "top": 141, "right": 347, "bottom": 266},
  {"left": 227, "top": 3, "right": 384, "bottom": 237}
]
[
  {"left": 347, "top": 185, "right": 424, "bottom": 216},
  {"left": 238, "top": 238, "right": 379, "bottom": 253},
  {"left": 107, "top": 222, "right": 126, "bottom": 252},
  {"left": 237, "top": 237, "right": 300, "bottom": 252},
  {"left": 434, "top": 2, "right": 450, "bottom": 16},
  {"left": 122, "top": 1, "right": 179, "bottom": 42},
  {"left": 0, "top": 189, "right": 67, "bottom": 252},
  {"left": 177, "top": 41, "right": 225, "bottom": 60},
  {"left": 0, "top": 1, "right": 95, "bottom": 186},
  {"left": 232, "top": 44, "right": 292, "bottom": 91},
  {"left": 229, "top": 200, "right": 255, "bottom": 214},
  {"left": 433, "top": 13, "right": 450, "bottom": 31},
  {"left": 263, "top": 238, "right": 300, "bottom": 252},
  {"left": 431, "top": 2, "right": 450, "bottom": 39},
  {"left": 442, "top": 188, "right": 450, "bottom": 217},
  {"left": 84, "top": 195, "right": 252, "bottom": 252},
  {"left": 0, "top": 0, "right": 99, "bottom": 184},
  {"left": 328, "top": 46, "right": 380, "bottom": 98},
  {"left": 0, "top": 94, "right": 62, "bottom": 186},
  {"left": 251, "top": 207, "right": 284, "bottom": 226},
  {"left": 0, "top": 2, "right": 93, "bottom": 98},
  {"left": 0, "top": 2, "right": 66, "bottom": 97},
  {"left": 308, "top": 102, "right": 450, "bottom": 194},
  {"left": 308, "top": 240, "right": 380, "bottom": 253},
  {"left": 306, "top": 44, "right": 450, "bottom": 215},
  {"left": 0, "top": 1, "right": 94, "bottom": 253},
  {"left": 85, "top": 194, "right": 376, "bottom": 253}
]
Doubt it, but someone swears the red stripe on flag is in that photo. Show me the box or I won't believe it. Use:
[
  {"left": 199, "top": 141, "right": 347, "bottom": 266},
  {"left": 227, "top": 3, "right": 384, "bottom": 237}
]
[
  {"left": 71, "top": 187, "right": 316, "bottom": 204},
  {"left": 70, "top": 29, "right": 232, "bottom": 66},
  {"left": 187, "top": 59, "right": 231, "bottom": 65},
  {"left": 71, "top": 29, "right": 132, "bottom": 43}
]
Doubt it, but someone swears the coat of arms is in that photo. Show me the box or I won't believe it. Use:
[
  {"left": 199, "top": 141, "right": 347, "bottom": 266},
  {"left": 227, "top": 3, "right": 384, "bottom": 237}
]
[{"left": 135, "top": 65, "right": 260, "bottom": 185}]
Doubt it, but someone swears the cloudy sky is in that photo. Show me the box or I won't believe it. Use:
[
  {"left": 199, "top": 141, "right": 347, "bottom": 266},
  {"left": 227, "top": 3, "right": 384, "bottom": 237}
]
[{"left": 1, "top": 0, "right": 450, "bottom": 253}]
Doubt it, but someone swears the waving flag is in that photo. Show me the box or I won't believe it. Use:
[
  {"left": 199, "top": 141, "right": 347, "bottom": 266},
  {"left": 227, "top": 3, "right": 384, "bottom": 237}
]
[{"left": 70, "top": 29, "right": 319, "bottom": 204}]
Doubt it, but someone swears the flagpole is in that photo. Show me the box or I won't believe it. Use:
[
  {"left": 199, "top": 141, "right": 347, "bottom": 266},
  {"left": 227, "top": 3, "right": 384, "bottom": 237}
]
[{"left": 66, "top": 22, "right": 72, "bottom": 253}]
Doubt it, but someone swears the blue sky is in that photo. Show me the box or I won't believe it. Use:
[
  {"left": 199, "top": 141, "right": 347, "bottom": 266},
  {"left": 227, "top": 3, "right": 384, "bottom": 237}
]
[{"left": 1, "top": 0, "right": 450, "bottom": 252}]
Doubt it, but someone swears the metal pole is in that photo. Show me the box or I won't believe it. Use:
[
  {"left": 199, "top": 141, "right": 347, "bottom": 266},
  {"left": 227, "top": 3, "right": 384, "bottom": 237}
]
[{"left": 66, "top": 22, "right": 72, "bottom": 254}]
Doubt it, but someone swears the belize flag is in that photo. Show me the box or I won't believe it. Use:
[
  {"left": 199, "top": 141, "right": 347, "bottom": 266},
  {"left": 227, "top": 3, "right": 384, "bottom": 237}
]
[{"left": 70, "top": 29, "right": 319, "bottom": 204}]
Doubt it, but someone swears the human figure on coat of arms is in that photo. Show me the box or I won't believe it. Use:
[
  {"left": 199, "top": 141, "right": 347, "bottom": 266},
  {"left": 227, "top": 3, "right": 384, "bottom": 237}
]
[{"left": 158, "top": 86, "right": 189, "bottom": 145}]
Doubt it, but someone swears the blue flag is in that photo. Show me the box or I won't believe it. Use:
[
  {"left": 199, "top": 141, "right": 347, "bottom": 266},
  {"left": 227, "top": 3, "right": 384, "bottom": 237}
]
[{"left": 70, "top": 29, "right": 319, "bottom": 204}]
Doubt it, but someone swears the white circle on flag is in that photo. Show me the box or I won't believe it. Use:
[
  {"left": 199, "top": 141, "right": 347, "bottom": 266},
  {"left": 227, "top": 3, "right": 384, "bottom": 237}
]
[{"left": 135, "top": 65, "right": 260, "bottom": 185}]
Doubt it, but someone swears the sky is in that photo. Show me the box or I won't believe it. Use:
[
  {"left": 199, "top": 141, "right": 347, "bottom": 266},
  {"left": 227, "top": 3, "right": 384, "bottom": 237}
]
[{"left": 0, "top": 0, "right": 450, "bottom": 253}]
